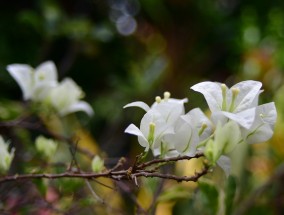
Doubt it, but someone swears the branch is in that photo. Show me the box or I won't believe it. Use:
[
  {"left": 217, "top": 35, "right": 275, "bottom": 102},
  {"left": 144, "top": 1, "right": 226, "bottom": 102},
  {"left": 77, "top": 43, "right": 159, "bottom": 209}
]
[
  {"left": 136, "top": 151, "right": 204, "bottom": 169},
  {"left": 0, "top": 155, "right": 210, "bottom": 184}
]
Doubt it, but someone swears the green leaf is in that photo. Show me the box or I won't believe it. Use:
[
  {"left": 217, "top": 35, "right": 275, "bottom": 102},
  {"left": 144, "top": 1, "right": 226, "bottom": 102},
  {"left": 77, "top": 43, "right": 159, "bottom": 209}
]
[
  {"left": 198, "top": 182, "right": 219, "bottom": 215},
  {"left": 157, "top": 185, "right": 191, "bottom": 202},
  {"left": 225, "top": 176, "right": 237, "bottom": 215}
]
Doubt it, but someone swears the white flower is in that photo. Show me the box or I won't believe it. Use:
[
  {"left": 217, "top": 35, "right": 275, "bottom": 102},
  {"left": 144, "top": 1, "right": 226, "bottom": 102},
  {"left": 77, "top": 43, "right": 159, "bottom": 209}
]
[
  {"left": 124, "top": 92, "right": 187, "bottom": 154},
  {"left": 124, "top": 92, "right": 188, "bottom": 120},
  {"left": 7, "top": 61, "right": 58, "bottom": 101},
  {"left": 191, "top": 81, "right": 263, "bottom": 129},
  {"left": 0, "top": 136, "right": 14, "bottom": 173},
  {"left": 125, "top": 109, "right": 174, "bottom": 152},
  {"left": 47, "top": 78, "right": 94, "bottom": 116},
  {"left": 154, "top": 108, "right": 213, "bottom": 158},
  {"left": 191, "top": 80, "right": 262, "bottom": 113}
]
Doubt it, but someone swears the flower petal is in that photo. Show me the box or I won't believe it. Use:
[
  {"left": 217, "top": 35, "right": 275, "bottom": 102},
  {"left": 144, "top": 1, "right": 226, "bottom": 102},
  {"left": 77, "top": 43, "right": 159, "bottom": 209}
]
[
  {"left": 217, "top": 155, "right": 231, "bottom": 177},
  {"left": 62, "top": 101, "right": 94, "bottom": 116},
  {"left": 6, "top": 64, "right": 34, "bottom": 100},
  {"left": 165, "top": 120, "right": 199, "bottom": 156},
  {"left": 35, "top": 61, "right": 58, "bottom": 84},
  {"left": 182, "top": 108, "right": 213, "bottom": 141},
  {"left": 191, "top": 81, "right": 223, "bottom": 112},
  {"left": 232, "top": 80, "right": 262, "bottom": 112},
  {"left": 125, "top": 124, "right": 149, "bottom": 150},
  {"left": 221, "top": 108, "right": 256, "bottom": 129},
  {"left": 243, "top": 124, "right": 273, "bottom": 144},
  {"left": 123, "top": 101, "right": 150, "bottom": 112}
]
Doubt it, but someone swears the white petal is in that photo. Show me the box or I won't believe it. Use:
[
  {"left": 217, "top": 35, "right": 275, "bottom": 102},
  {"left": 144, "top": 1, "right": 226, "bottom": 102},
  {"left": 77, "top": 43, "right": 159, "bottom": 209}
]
[
  {"left": 211, "top": 111, "right": 229, "bottom": 126},
  {"left": 6, "top": 64, "right": 34, "bottom": 100},
  {"left": 222, "top": 108, "right": 256, "bottom": 129},
  {"left": 61, "top": 101, "right": 94, "bottom": 116},
  {"left": 257, "top": 102, "right": 277, "bottom": 127},
  {"left": 217, "top": 155, "right": 231, "bottom": 177},
  {"left": 61, "top": 78, "right": 83, "bottom": 100},
  {"left": 33, "top": 82, "right": 57, "bottom": 101},
  {"left": 123, "top": 101, "right": 150, "bottom": 112},
  {"left": 243, "top": 124, "right": 273, "bottom": 144},
  {"left": 152, "top": 101, "right": 185, "bottom": 125},
  {"left": 242, "top": 102, "right": 277, "bottom": 144},
  {"left": 168, "top": 121, "right": 198, "bottom": 156},
  {"left": 35, "top": 61, "right": 58, "bottom": 84},
  {"left": 191, "top": 82, "right": 223, "bottom": 112},
  {"left": 182, "top": 108, "right": 213, "bottom": 141},
  {"left": 125, "top": 124, "right": 149, "bottom": 149},
  {"left": 232, "top": 80, "right": 262, "bottom": 112}
]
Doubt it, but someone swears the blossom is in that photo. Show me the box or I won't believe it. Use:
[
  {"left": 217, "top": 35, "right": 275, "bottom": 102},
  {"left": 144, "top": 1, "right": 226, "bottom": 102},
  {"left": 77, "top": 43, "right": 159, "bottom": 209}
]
[
  {"left": 7, "top": 61, "right": 94, "bottom": 116},
  {"left": 191, "top": 81, "right": 263, "bottom": 129},
  {"left": 125, "top": 109, "right": 174, "bottom": 152},
  {"left": 124, "top": 92, "right": 187, "bottom": 153},
  {"left": 7, "top": 61, "right": 58, "bottom": 101},
  {"left": 191, "top": 81, "right": 277, "bottom": 143},
  {"left": 191, "top": 80, "right": 262, "bottom": 113},
  {"left": 47, "top": 78, "right": 94, "bottom": 116},
  {"left": 0, "top": 136, "right": 14, "bottom": 173}
]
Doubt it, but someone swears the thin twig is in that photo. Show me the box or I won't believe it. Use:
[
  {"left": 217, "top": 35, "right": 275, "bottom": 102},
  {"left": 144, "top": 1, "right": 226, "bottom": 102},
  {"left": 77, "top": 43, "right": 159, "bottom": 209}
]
[{"left": 136, "top": 152, "right": 204, "bottom": 169}]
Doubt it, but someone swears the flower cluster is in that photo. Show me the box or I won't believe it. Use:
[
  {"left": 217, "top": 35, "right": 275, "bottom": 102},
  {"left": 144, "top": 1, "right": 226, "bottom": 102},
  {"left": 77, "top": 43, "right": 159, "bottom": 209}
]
[
  {"left": 7, "top": 61, "right": 94, "bottom": 116},
  {"left": 125, "top": 81, "right": 277, "bottom": 175}
]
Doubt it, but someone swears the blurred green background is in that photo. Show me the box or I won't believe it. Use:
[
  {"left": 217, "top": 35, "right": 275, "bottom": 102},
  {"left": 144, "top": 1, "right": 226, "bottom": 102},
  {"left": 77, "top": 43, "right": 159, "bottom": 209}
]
[{"left": 1, "top": 0, "right": 284, "bottom": 214}]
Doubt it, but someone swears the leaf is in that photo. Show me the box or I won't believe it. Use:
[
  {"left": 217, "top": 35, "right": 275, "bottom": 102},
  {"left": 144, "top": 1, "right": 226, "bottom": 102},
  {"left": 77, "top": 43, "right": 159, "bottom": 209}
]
[
  {"left": 225, "top": 175, "right": 237, "bottom": 215},
  {"left": 157, "top": 185, "right": 191, "bottom": 202},
  {"left": 198, "top": 182, "right": 219, "bottom": 215}
]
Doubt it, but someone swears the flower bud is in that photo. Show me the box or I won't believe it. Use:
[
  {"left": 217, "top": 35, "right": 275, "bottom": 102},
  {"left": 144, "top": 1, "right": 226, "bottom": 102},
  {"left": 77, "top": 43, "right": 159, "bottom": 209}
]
[
  {"left": 35, "top": 136, "right": 58, "bottom": 160},
  {"left": 91, "top": 155, "right": 104, "bottom": 173}
]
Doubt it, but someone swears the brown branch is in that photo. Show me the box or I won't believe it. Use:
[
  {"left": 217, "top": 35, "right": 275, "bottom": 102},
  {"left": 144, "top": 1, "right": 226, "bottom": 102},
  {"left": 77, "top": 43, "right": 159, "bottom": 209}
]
[
  {"left": 0, "top": 158, "right": 210, "bottom": 185},
  {"left": 132, "top": 166, "right": 210, "bottom": 182},
  {"left": 136, "top": 151, "right": 204, "bottom": 169}
]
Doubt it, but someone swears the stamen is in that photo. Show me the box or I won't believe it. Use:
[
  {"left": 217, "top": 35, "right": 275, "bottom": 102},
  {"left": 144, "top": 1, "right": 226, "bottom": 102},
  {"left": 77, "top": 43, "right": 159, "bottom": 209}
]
[
  {"left": 147, "top": 122, "right": 156, "bottom": 146},
  {"left": 155, "top": 96, "right": 162, "bottom": 103},
  {"left": 221, "top": 84, "right": 227, "bottom": 110},
  {"left": 198, "top": 123, "right": 208, "bottom": 136},
  {"left": 229, "top": 87, "right": 240, "bottom": 112},
  {"left": 164, "top": 91, "right": 171, "bottom": 101}
]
